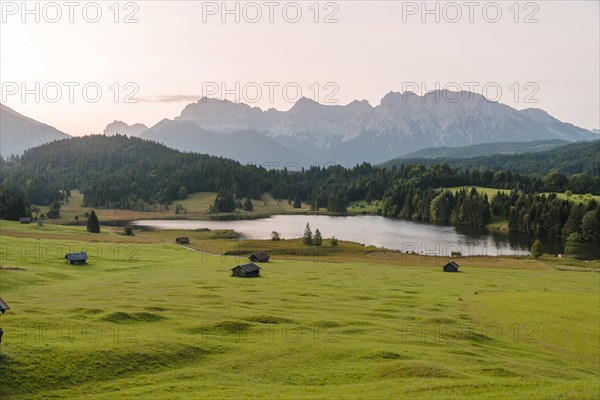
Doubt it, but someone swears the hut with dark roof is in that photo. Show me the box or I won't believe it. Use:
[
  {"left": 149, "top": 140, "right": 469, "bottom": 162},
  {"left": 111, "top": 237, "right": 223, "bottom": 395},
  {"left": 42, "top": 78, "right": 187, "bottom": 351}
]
[
  {"left": 443, "top": 260, "right": 460, "bottom": 272},
  {"left": 65, "top": 252, "right": 88, "bottom": 265},
  {"left": 0, "top": 297, "right": 9, "bottom": 314},
  {"left": 249, "top": 251, "right": 270, "bottom": 263},
  {"left": 231, "top": 263, "right": 261, "bottom": 278},
  {"left": 176, "top": 237, "right": 190, "bottom": 244}
]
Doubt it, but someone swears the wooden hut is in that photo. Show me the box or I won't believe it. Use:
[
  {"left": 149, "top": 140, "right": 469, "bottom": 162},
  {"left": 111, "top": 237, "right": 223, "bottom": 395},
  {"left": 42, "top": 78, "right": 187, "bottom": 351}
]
[
  {"left": 176, "top": 237, "right": 190, "bottom": 244},
  {"left": 443, "top": 260, "right": 460, "bottom": 272},
  {"left": 231, "top": 263, "right": 261, "bottom": 278},
  {"left": 249, "top": 251, "right": 270, "bottom": 263},
  {"left": 0, "top": 297, "right": 9, "bottom": 314},
  {"left": 0, "top": 297, "right": 7, "bottom": 344},
  {"left": 65, "top": 252, "right": 88, "bottom": 265},
  {"left": 19, "top": 217, "right": 32, "bottom": 224}
]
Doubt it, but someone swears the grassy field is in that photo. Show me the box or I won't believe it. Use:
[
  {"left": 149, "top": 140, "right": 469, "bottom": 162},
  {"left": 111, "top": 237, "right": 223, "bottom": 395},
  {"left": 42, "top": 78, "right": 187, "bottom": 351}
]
[
  {"left": 444, "top": 187, "right": 510, "bottom": 198},
  {"left": 446, "top": 186, "right": 600, "bottom": 205},
  {"left": 43, "top": 191, "right": 318, "bottom": 225},
  {"left": 0, "top": 222, "right": 598, "bottom": 399},
  {"left": 541, "top": 192, "right": 600, "bottom": 204},
  {"left": 40, "top": 191, "right": 174, "bottom": 224},
  {"left": 348, "top": 200, "right": 382, "bottom": 215}
]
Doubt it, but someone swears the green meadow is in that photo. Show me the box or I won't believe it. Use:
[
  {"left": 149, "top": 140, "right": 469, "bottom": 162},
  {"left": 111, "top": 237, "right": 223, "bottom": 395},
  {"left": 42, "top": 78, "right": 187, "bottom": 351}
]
[{"left": 0, "top": 222, "right": 598, "bottom": 399}]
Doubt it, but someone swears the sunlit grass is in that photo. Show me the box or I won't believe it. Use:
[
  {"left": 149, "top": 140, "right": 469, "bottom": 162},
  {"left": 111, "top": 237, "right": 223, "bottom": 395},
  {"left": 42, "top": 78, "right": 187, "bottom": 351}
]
[{"left": 0, "top": 224, "right": 598, "bottom": 399}]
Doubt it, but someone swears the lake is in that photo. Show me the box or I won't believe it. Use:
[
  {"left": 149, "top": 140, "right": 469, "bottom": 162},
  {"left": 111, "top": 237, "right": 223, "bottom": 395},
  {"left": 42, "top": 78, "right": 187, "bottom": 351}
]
[{"left": 132, "top": 215, "right": 597, "bottom": 258}]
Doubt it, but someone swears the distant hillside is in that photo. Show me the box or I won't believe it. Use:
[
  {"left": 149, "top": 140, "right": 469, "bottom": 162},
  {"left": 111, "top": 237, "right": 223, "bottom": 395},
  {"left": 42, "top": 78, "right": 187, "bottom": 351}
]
[
  {"left": 140, "top": 119, "right": 312, "bottom": 166},
  {"left": 0, "top": 104, "right": 70, "bottom": 157},
  {"left": 9, "top": 135, "right": 378, "bottom": 209},
  {"left": 398, "top": 139, "right": 568, "bottom": 159},
  {"left": 383, "top": 140, "right": 600, "bottom": 176},
  {"left": 102, "top": 120, "right": 148, "bottom": 137}
]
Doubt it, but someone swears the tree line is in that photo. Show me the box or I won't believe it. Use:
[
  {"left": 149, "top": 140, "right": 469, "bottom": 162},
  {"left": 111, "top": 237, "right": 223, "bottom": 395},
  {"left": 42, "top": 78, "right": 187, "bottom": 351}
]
[
  {"left": 1, "top": 135, "right": 599, "bottom": 242},
  {"left": 388, "top": 140, "right": 600, "bottom": 178}
]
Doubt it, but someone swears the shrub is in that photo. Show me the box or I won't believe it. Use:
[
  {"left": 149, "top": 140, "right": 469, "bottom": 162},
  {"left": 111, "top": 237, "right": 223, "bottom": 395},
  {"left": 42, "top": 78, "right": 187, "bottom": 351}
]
[{"left": 530, "top": 240, "right": 543, "bottom": 259}]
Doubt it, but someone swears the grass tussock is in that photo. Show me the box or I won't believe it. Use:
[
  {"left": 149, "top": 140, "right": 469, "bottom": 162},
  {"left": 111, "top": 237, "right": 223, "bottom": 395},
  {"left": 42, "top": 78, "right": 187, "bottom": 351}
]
[
  {"left": 244, "top": 315, "right": 294, "bottom": 324},
  {"left": 102, "top": 311, "right": 165, "bottom": 323},
  {"left": 377, "top": 362, "right": 456, "bottom": 379}
]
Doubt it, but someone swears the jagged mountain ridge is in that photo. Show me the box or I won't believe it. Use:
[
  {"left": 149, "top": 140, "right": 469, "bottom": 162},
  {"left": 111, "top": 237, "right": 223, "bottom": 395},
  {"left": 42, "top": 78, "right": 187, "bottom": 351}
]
[
  {"left": 3, "top": 90, "right": 596, "bottom": 166},
  {"left": 144, "top": 90, "right": 596, "bottom": 165}
]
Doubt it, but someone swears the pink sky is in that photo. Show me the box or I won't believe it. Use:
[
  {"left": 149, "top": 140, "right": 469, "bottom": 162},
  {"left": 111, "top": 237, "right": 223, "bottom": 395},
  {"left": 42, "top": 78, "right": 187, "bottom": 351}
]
[{"left": 1, "top": 1, "right": 598, "bottom": 135}]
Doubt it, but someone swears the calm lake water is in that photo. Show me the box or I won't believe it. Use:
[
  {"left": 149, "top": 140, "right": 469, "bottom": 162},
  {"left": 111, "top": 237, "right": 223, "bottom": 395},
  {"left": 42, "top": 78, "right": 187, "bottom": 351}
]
[{"left": 133, "top": 215, "right": 600, "bottom": 258}]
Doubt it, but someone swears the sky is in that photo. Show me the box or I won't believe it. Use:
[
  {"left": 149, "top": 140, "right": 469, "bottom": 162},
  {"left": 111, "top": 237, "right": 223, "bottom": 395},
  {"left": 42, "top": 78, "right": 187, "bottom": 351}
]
[{"left": 1, "top": 1, "right": 599, "bottom": 135}]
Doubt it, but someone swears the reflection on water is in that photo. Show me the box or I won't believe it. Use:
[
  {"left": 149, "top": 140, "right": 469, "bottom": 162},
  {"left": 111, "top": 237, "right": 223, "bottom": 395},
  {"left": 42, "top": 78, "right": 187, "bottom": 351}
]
[{"left": 133, "top": 215, "right": 599, "bottom": 259}]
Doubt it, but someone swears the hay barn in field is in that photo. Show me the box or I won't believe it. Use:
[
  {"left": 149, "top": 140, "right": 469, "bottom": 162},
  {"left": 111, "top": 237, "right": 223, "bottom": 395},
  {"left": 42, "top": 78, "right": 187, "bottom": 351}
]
[
  {"left": 65, "top": 252, "right": 88, "bottom": 265},
  {"left": 0, "top": 297, "right": 9, "bottom": 314},
  {"left": 443, "top": 260, "right": 460, "bottom": 272},
  {"left": 231, "top": 263, "right": 261, "bottom": 278},
  {"left": 176, "top": 237, "right": 190, "bottom": 244},
  {"left": 249, "top": 251, "right": 270, "bottom": 262}
]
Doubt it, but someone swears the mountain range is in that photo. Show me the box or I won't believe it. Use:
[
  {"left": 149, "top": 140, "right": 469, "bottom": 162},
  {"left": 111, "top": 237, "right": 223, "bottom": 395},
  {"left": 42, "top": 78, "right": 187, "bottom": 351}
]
[
  {"left": 1, "top": 91, "right": 597, "bottom": 165},
  {"left": 139, "top": 91, "right": 597, "bottom": 166}
]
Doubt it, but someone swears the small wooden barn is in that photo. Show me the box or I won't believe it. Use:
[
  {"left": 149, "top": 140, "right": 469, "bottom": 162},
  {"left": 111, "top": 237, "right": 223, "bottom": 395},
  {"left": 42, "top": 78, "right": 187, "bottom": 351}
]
[
  {"left": 249, "top": 251, "right": 270, "bottom": 263},
  {"left": 0, "top": 297, "right": 6, "bottom": 344},
  {"left": 231, "top": 263, "right": 261, "bottom": 278},
  {"left": 65, "top": 252, "right": 88, "bottom": 265},
  {"left": 19, "top": 217, "right": 32, "bottom": 224},
  {"left": 176, "top": 237, "right": 190, "bottom": 244},
  {"left": 0, "top": 297, "right": 9, "bottom": 314},
  {"left": 443, "top": 260, "right": 460, "bottom": 272}
]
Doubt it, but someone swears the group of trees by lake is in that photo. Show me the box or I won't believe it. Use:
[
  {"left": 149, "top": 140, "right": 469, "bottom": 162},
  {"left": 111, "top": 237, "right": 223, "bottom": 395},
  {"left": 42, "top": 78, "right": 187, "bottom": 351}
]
[{"left": 382, "top": 186, "right": 492, "bottom": 228}]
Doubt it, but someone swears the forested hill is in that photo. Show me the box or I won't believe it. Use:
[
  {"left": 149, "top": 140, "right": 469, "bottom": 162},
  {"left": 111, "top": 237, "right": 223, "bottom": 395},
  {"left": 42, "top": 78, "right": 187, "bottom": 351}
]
[
  {"left": 382, "top": 140, "right": 600, "bottom": 176},
  {"left": 2, "top": 135, "right": 599, "bottom": 241},
  {"left": 2, "top": 134, "right": 388, "bottom": 211},
  {"left": 397, "top": 139, "right": 568, "bottom": 159}
]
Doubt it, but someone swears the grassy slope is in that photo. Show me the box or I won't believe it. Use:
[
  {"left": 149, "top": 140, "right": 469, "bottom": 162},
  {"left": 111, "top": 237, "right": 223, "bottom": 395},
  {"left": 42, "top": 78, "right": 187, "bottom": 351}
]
[
  {"left": 445, "top": 186, "right": 600, "bottom": 204},
  {"left": 41, "top": 191, "right": 174, "bottom": 224},
  {"left": 0, "top": 223, "right": 598, "bottom": 399},
  {"left": 444, "top": 187, "right": 510, "bottom": 198},
  {"left": 541, "top": 192, "right": 600, "bottom": 204},
  {"left": 46, "top": 191, "right": 317, "bottom": 224}
]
